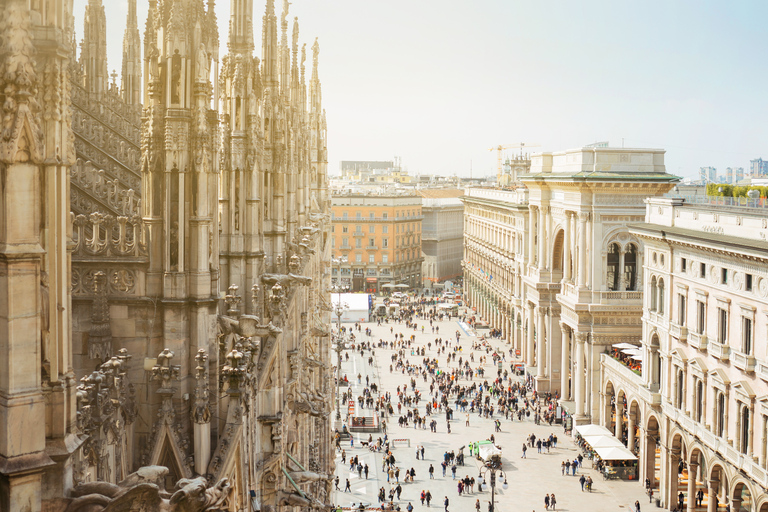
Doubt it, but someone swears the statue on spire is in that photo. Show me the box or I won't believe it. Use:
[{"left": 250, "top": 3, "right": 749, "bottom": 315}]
[{"left": 281, "top": 0, "right": 290, "bottom": 24}]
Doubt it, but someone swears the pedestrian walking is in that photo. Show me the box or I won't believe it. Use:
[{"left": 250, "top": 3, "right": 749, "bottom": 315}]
[
  {"left": 429, "top": 464, "right": 435, "bottom": 479},
  {"left": 476, "top": 499, "right": 481, "bottom": 512},
  {"left": 444, "top": 496, "right": 450, "bottom": 512},
  {"left": 579, "top": 474, "right": 586, "bottom": 491},
  {"left": 550, "top": 494, "right": 557, "bottom": 510},
  {"left": 364, "top": 464, "right": 369, "bottom": 479},
  {"left": 635, "top": 500, "right": 641, "bottom": 512},
  {"left": 426, "top": 490, "right": 432, "bottom": 507},
  {"left": 521, "top": 443, "right": 527, "bottom": 458},
  {"left": 334, "top": 476, "right": 339, "bottom": 490},
  {"left": 344, "top": 478, "right": 351, "bottom": 492},
  {"left": 544, "top": 494, "right": 550, "bottom": 510}
]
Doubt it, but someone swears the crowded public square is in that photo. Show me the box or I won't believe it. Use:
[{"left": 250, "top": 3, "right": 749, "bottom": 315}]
[{"left": 331, "top": 296, "right": 652, "bottom": 512}]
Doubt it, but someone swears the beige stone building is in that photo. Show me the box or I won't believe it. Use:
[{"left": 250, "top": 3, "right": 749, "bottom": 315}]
[
  {"left": 462, "top": 147, "right": 676, "bottom": 419},
  {"left": 611, "top": 197, "right": 768, "bottom": 511},
  {"left": 419, "top": 189, "right": 464, "bottom": 288},
  {"left": 0, "top": 0, "right": 333, "bottom": 511}
]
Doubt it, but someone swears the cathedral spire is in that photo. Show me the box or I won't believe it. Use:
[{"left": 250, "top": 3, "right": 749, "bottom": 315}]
[
  {"left": 121, "top": 0, "right": 142, "bottom": 105},
  {"left": 262, "top": 0, "right": 278, "bottom": 86},
  {"left": 81, "top": 0, "right": 108, "bottom": 96},
  {"left": 228, "top": 0, "right": 254, "bottom": 52}
]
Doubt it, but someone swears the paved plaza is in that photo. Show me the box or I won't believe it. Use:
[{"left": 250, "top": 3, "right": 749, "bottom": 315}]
[{"left": 332, "top": 315, "right": 653, "bottom": 512}]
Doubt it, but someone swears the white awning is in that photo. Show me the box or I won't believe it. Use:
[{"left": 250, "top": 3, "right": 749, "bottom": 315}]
[
  {"left": 582, "top": 435, "right": 624, "bottom": 448},
  {"left": 594, "top": 445, "right": 637, "bottom": 461},
  {"left": 612, "top": 343, "right": 639, "bottom": 350},
  {"left": 574, "top": 424, "right": 613, "bottom": 437}
]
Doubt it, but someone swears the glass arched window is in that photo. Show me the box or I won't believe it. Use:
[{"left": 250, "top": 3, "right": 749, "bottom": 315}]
[
  {"left": 695, "top": 379, "right": 704, "bottom": 423},
  {"left": 740, "top": 405, "right": 750, "bottom": 454},
  {"left": 658, "top": 278, "right": 665, "bottom": 314},
  {"left": 650, "top": 277, "right": 658, "bottom": 311},
  {"left": 607, "top": 243, "right": 620, "bottom": 291},
  {"left": 716, "top": 392, "right": 726, "bottom": 437},
  {"left": 624, "top": 245, "right": 638, "bottom": 291},
  {"left": 676, "top": 368, "right": 684, "bottom": 409}
]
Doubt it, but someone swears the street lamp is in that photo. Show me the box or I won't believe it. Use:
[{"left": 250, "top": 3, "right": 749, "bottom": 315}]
[
  {"left": 332, "top": 298, "right": 349, "bottom": 421},
  {"left": 477, "top": 458, "right": 507, "bottom": 512}
]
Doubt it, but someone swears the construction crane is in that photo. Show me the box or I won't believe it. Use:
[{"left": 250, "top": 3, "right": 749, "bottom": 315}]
[{"left": 488, "top": 143, "right": 541, "bottom": 184}]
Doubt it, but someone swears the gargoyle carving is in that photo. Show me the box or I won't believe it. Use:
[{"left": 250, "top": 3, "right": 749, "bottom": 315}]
[{"left": 63, "top": 471, "right": 231, "bottom": 512}]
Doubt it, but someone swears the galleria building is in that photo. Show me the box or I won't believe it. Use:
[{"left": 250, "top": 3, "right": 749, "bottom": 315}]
[
  {"left": 0, "top": 0, "right": 333, "bottom": 511},
  {"left": 463, "top": 148, "right": 768, "bottom": 512}
]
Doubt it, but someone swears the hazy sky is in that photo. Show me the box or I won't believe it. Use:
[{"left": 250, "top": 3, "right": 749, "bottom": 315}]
[{"left": 75, "top": 0, "right": 768, "bottom": 180}]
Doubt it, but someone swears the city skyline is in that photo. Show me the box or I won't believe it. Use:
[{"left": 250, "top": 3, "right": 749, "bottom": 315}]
[{"left": 79, "top": 0, "right": 768, "bottom": 179}]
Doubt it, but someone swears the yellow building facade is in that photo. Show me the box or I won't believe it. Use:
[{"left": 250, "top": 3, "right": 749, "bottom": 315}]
[{"left": 331, "top": 193, "right": 423, "bottom": 293}]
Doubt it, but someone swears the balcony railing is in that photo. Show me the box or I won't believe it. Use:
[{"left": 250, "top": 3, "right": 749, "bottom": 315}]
[
  {"left": 708, "top": 340, "right": 730, "bottom": 361},
  {"left": 688, "top": 331, "right": 708, "bottom": 351},
  {"left": 670, "top": 322, "right": 688, "bottom": 342},
  {"left": 757, "top": 361, "right": 768, "bottom": 384},
  {"left": 366, "top": 245, "right": 379, "bottom": 250},
  {"left": 353, "top": 232, "right": 365, "bottom": 237},
  {"left": 601, "top": 290, "right": 643, "bottom": 301},
  {"left": 731, "top": 350, "right": 756, "bottom": 373}
]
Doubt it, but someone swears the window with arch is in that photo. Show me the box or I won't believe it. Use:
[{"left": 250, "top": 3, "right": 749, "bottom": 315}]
[
  {"left": 607, "top": 243, "right": 620, "bottom": 291},
  {"left": 694, "top": 378, "right": 704, "bottom": 423},
  {"left": 675, "top": 367, "right": 685, "bottom": 409},
  {"left": 739, "top": 403, "right": 750, "bottom": 454},
  {"left": 658, "top": 278, "right": 665, "bottom": 314},
  {"left": 624, "top": 244, "right": 638, "bottom": 291},
  {"left": 650, "top": 277, "right": 658, "bottom": 311},
  {"left": 716, "top": 391, "right": 726, "bottom": 437}
]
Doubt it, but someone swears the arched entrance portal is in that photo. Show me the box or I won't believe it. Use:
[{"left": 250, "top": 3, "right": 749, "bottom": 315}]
[
  {"left": 686, "top": 447, "right": 707, "bottom": 512},
  {"left": 643, "top": 415, "right": 661, "bottom": 494},
  {"left": 604, "top": 381, "right": 615, "bottom": 431},
  {"left": 669, "top": 433, "right": 688, "bottom": 510},
  {"left": 708, "top": 464, "right": 729, "bottom": 512},
  {"left": 731, "top": 481, "right": 752, "bottom": 512}
]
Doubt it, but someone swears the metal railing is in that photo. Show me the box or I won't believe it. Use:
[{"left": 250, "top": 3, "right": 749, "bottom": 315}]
[{"left": 679, "top": 195, "right": 768, "bottom": 209}]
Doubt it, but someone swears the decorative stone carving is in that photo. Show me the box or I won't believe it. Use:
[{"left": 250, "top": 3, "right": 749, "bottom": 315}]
[
  {"left": 88, "top": 271, "right": 112, "bottom": 361},
  {"left": 193, "top": 350, "right": 211, "bottom": 424},
  {"left": 63, "top": 474, "right": 232, "bottom": 512}
]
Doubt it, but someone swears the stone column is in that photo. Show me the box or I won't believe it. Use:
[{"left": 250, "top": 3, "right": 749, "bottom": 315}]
[
  {"left": 563, "top": 212, "right": 572, "bottom": 282},
  {"left": 543, "top": 206, "right": 551, "bottom": 270},
  {"left": 669, "top": 453, "right": 679, "bottom": 509},
  {"left": 615, "top": 396, "right": 624, "bottom": 440},
  {"left": 528, "top": 207, "right": 536, "bottom": 267},
  {"left": 618, "top": 247, "right": 626, "bottom": 291},
  {"left": 506, "top": 316, "right": 512, "bottom": 344},
  {"left": 526, "top": 304, "right": 535, "bottom": 365},
  {"left": 707, "top": 480, "right": 718, "bottom": 512},
  {"left": 560, "top": 322, "right": 570, "bottom": 399},
  {"left": 627, "top": 409, "right": 636, "bottom": 452},
  {"left": 536, "top": 307, "right": 546, "bottom": 379},
  {"left": 687, "top": 463, "right": 698, "bottom": 512},
  {"left": 537, "top": 207, "right": 546, "bottom": 270},
  {"left": 575, "top": 333, "right": 587, "bottom": 418},
  {"left": 578, "top": 213, "right": 588, "bottom": 287}
]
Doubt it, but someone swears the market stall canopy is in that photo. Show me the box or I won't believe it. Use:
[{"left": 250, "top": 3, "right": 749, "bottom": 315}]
[
  {"left": 574, "top": 424, "right": 613, "bottom": 437},
  {"left": 478, "top": 444, "right": 502, "bottom": 460},
  {"left": 628, "top": 352, "right": 644, "bottom": 361},
  {"left": 621, "top": 348, "right": 642, "bottom": 355},
  {"left": 381, "top": 283, "right": 396, "bottom": 288},
  {"left": 395, "top": 283, "right": 410, "bottom": 289},
  {"left": 594, "top": 445, "right": 637, "bottom": 461}
]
